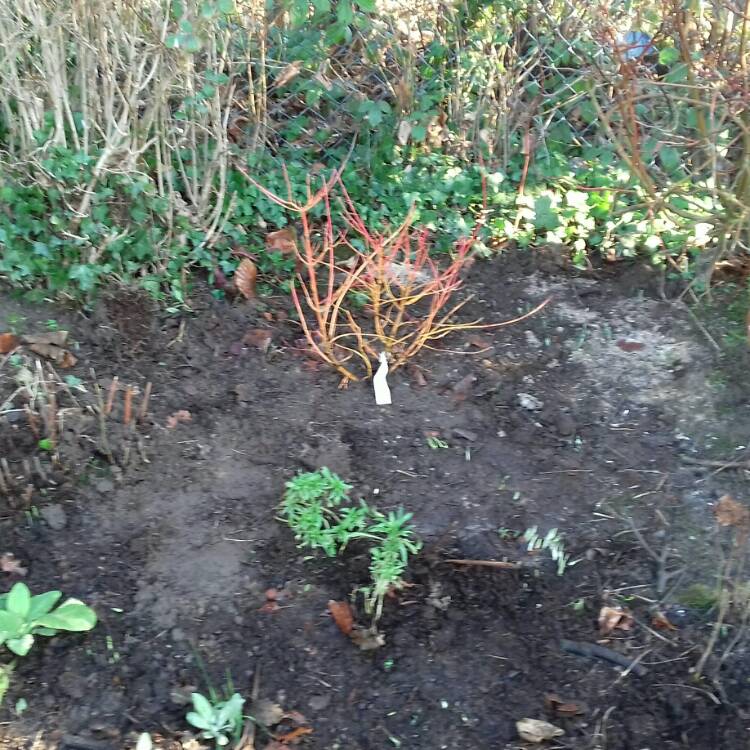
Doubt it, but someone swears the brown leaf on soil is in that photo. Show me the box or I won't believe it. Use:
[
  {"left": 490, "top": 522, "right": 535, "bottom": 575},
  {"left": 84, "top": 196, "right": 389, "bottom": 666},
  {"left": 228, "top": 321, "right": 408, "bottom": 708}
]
[
  {"left": 235, "top": 258, "right": 258, "bottom": 300},
  {"left": 266, "top": 228, "right": 298, "bottom": 255},
  {"left": 22, "top": 331, "right": 69, "bottom": 347},
  {"left": 544, "top": 693, "right": 585, "bottom": 716},
  {"left": 714, "top": 494, "right": 750, "bottom": 528},
  {"left": 616, "top": 339, "right": 645, "bottom": 352},
  {"left": 651, "top": 611, "right": 677, "bottom": 631},
  {"left": 0, "top": 333, "right": 19, "bottom": 354},
  {"left": 598, "top": 605, "right": 634, "bottom": 635},
  {"left": 0, "top": 553, "right": 27, "bottom": 576},
  {"left": 275, "top": 60, "right": 303, "bottom": 89},
  {"left": 282, "top": 710, "right": 308, "bottom": 726},
  {"left": 408, "top": 364, "right": 427, "bottom": 387},
  {"left": 467, "top": 334, "right": 492, "bottom": 350},
  {"left": 242, "top": 329, "right": 273, "bottom": 353},
  {"left": 451, "top": 374, "right": 477, "bottom": 402},
  {"left": 327, "top": 600, "right": 354, "bottom": 635},
  {"left": 516, "top": 718, "right": 564, "bottom": 743},
  {"left": 252, "top": 698, "right": 285, "bottom": 727},
  {"left": 27, "top": 343, "right": 77, "bottom": 368},
  {"left": 259, "top": 601, "right": 280, "bottom": 613},
  {"left": 165, "top": 410, "right": 192, "bottom": 429},
  {"left": 273, "top": 726, "right": 313, "bottom": 744}
]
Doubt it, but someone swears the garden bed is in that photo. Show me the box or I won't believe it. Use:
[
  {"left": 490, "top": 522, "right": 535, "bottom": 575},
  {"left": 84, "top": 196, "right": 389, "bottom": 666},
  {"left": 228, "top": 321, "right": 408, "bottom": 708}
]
[{"left": 1, "top": 250, "right": 749, "bottom": 749}]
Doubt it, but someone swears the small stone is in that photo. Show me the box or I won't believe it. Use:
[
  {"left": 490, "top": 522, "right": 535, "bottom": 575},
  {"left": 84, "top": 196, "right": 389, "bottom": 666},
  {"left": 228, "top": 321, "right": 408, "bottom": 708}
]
[
  {"left": 517, "top": 393, "right": 544, "bottom": 411},
  {"left": 171, "top": 627, "right": 186, "bottom": 642},
  {"left": 59, "top": 671, "right": 85, "bottom": 699},
  {"left": 94, "top": 478, "right": 115, "bottom": 494},
  {"left": 309, "top": 694, "right": 331, "bottom": 712},
  {"left": 555, "top": 413, "right": 576, "bottom": 436},
  {"left": 451, "top": 428, "right": 478, "bottom": 442},
  {"left": 525, "top": 330, "right": 543, "bottom": 348},
  {"left": 40, "top": 504, "right": 67, "bottom": 531}
]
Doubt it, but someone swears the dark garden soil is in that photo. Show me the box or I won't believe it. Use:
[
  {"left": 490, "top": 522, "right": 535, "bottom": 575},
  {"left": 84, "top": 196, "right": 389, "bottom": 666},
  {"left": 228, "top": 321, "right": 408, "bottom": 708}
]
[{"left": 1, "top": 250, "right": 750, "bottom": 749}]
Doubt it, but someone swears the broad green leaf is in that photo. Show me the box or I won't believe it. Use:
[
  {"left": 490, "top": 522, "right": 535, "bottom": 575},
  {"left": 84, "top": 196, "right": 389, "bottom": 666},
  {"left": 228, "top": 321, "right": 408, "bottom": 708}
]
[
  {"left": 0, "top": 610, "right": 20, "bottom": 638},
  {"left": 7, "top": 635, "right": 33, "bottom": 656},
  {"left": 357, "top": 0, "right": 376, "bottom": 10},
  {"left": 6, "top": 584, "right": 31, "bottom": 619},
  {"left": 186, "top": 711, "right": 211, "bottom": 730},
  {"left": 36, "top": 603, "right": 97, "bottom": 632},
  {"left": 191, "top": 692, "right": 215, "bottom": 720},
  {"left": 28, "top": 591, "right": 62, "bottom": 620},
  {"left": 218, "top": 0, "right": 234, "bottom": 12}
]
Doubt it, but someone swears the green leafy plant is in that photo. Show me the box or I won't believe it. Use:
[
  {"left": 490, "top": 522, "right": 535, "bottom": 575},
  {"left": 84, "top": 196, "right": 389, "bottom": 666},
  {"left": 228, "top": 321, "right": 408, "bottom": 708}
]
[
  {"left": 0, "top": 583, "right": 97, "bottom": 656},
  {"left": 186, "top": 691, "right": 245, "bottom": 748},
  {"left": 281, "top": 469, "right": 421, "bottom": 620}
]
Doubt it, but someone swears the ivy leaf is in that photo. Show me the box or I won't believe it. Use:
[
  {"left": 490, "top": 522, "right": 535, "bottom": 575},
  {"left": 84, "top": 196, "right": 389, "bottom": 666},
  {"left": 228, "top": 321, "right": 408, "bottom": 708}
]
[{"left": 658, "top": 47, "right": 680, "bottom": 65}]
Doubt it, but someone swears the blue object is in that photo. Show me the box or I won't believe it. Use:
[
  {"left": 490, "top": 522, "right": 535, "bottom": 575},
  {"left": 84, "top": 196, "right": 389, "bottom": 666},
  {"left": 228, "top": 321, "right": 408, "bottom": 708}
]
[{"left": 616, "top": 31, "right": 656, "bottom": 61}]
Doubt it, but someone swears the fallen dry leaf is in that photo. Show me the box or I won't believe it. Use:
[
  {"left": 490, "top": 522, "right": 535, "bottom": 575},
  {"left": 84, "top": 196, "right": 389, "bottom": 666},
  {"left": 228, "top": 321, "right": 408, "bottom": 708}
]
[
  {"left": 0, "top": 553, "right": 27, "bottom": 576},
  {"left": 349, "top": 625, "right": 385, "bottom": 651},
  {"left": 266, "top": 228, "right": 297, "bottom": 255},
  {"left": 165, "top": 410, "right": 192, "bottom": 429},
  {"left": 544, "top": 693, "right": 585, "bottom": 717},
  {"left": 252, "top": 698, "right": 285, "bottom": 727},
  {"left": 616, "top": 339, "right": 645, "bottom": 352},
  {"left": 27, "top": 343, "right": 77, "bottom": 368},
  {"left": 328, "top": 600, "right": 354, "bottom": 635},
  {"left": 451, "top": 374, "right": 477, "bottom": 402},
  {"left": 275, "top": 60, "right": 303, "bottom": 89},
  {"left": 259, "top": 588, "right": 281, "bottom": 613},
  {"left": 598, "top": 605, "right": 634, "bottom": 635},
  {"left": 242, "top": 329, "right": 273, "bottom": 353},
  {"left": 516, "top": 718, "right": 564, "bottom": 743},
  {"left": 651, "top": 612, "right": 677, "bottom": 631},
  {"left": 23, "top": 331, "right": 69, "bottom": 347},
  {"left": 0, "top": 333, "right": 19, "bottom": 354},
  {"left": 407, "top": 364, "right": 427, "bottom": 387},
  {"left": 467, "top": 334, "right": 492, "bottom": 351},
  {"left": 282, "top": 710, "right": 308, "bottom": 726},
  {"left": 273, "top": 726, "right": 312, "bottom": 744},
  {"left": 235, "top": 258, "right": 258, "bottom": 300},
  {"left": 714, "top": 494, "right": 750, "bottom": 528}
]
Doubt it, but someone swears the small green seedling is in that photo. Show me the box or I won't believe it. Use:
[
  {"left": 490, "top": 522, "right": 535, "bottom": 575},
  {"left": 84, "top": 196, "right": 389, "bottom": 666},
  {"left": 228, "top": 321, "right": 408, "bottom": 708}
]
[
  {"left": 523, "top": 526, "right": 569, "bottom": 576},
  {"left": 186, "top": 691, "right": 245, "bottom": 747},
  {"left": 426, "top": 436, "right": 448, "bottom": 450},
  {"left": 0, "top": 582, "right": 97, "bottom": 656}
]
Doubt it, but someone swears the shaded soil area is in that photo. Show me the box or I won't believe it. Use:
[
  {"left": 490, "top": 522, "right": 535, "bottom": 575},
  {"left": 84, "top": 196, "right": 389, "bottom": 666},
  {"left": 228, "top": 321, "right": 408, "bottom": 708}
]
[{"left": 1, "top": 251, "right": 750, "bottom": 749}]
